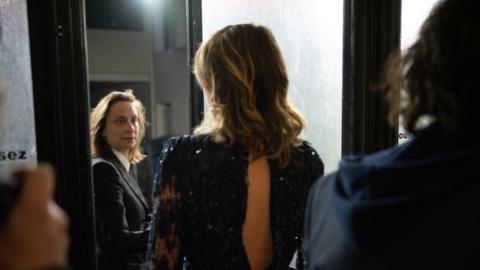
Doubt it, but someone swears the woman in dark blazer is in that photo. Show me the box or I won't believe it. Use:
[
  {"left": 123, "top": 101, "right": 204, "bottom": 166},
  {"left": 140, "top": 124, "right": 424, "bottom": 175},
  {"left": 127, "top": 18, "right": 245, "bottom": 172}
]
[{"left": 90, "top": 90, "right": 150, "bottom": 270}]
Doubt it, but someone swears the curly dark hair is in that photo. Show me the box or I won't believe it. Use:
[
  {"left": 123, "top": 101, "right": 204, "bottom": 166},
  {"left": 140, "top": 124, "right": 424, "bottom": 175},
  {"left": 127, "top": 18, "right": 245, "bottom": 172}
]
[{"left": 384, "top": 0, "right": 480, "bottom": 135}]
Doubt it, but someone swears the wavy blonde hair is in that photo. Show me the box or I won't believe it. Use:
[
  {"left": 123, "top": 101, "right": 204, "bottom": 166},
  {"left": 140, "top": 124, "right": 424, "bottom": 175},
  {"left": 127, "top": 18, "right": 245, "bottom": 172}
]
[
  {"left": 193, "top": 24, "right": 304, "bottom": 167},
  {"left": 90, "top": 90, "right": 146, "bottom": 164}
]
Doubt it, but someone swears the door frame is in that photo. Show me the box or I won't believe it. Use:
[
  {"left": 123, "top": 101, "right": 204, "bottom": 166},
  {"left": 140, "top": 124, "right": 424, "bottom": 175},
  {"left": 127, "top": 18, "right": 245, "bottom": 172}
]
[{"left": 27, "top": 0, "right": 97, "bottom": 269}]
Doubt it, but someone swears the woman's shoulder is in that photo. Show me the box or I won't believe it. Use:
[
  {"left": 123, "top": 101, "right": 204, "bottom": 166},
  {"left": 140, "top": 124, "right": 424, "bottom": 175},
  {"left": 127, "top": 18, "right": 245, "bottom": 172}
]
[
  {"left": 159, "top": 134, "right": 221, "bottom": 164},
  {"left": 291, "top": 139, "right": 324, "bottom": 174},
  {"left": 92, "top": 155, "right": 115, "bottom": 170},
  {"left": 162, "top": 134, "right": 214, "bottom": 154},
  {"left": 293, "top": 139, "right": 320, "bottom": 156},
  {"left": 91, "top": 157, "right": 122, "bottom": 182}
]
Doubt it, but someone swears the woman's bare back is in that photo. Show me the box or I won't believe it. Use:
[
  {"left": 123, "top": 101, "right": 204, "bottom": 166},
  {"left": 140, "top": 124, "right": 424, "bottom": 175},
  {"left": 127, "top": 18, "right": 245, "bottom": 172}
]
[{"left": 242, "top": 155, "right": 273, "bottom": 270}]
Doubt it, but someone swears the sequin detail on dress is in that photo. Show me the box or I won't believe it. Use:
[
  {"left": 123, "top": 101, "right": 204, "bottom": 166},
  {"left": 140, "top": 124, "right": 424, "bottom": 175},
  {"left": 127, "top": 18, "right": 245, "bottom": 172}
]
[{"left": 147, "top": 135, "right": 324, "bottom": 270}]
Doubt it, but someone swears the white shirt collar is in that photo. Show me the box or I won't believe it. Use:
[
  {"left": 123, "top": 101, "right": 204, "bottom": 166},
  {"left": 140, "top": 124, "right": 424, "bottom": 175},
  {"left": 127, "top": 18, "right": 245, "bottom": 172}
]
[{"left": 111, "top": 148, "right": 130, "bottom": 172}]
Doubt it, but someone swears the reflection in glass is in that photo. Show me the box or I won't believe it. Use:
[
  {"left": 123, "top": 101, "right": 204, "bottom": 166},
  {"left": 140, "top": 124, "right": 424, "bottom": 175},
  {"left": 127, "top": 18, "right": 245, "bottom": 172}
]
[{"left": 85, "top": 0, "right": 190, "bottom": 197}]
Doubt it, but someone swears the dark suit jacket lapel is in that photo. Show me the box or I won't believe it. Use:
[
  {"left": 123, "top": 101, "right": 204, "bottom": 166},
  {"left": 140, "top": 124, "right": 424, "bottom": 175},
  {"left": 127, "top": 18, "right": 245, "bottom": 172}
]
[{"left": 106, "top": 151, "right": 149, "bottom": 211}]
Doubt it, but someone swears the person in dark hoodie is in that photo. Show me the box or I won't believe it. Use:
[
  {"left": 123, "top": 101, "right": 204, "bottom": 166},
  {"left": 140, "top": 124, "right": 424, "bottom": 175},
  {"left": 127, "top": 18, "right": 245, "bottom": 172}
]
[{"left": 303, "top": 0, "right": 480, "bottom": 269}]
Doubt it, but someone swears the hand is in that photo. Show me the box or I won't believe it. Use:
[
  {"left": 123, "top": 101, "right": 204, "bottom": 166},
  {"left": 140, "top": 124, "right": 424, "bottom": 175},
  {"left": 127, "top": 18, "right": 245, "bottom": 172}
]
[{"left": 0, "top": 164, "right": 70, "bottom": 270}]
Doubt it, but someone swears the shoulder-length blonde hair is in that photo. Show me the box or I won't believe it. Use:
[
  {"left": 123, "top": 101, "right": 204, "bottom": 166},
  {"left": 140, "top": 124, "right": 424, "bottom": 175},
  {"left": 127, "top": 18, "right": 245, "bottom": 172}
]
[
  {"left": 193, "top": 24, "right": 304, "bottom": 167},
  {"left": 90, "top": 90, "right": 146, "bottom": 163}
]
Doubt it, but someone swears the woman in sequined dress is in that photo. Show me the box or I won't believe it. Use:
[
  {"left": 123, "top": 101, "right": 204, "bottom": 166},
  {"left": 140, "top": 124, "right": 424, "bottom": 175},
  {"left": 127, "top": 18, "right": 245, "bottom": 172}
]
[{"left": 147, "top": 24, "right": 324, "bottom": 270}]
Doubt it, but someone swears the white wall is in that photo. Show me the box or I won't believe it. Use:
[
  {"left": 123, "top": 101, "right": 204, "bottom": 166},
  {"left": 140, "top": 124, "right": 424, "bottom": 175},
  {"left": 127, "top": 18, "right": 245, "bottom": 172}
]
[
  {"left": 86, "top": 29, "right": 153, "bottom": 80},
  {"left": 86, "top": 0, "right": 154, "bottom": 81},
  {"left": 153, "top": 49, "right": 190, "bottom": 135}
]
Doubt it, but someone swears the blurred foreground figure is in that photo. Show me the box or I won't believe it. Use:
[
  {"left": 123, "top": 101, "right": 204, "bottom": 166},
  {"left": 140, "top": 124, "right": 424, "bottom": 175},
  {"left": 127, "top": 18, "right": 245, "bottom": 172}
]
[
  {"left": 303, "top": 0, "right": 480, "bottom": 269},
  {"left": 0, "top": 165, "right": 69, "bottom": 270}
]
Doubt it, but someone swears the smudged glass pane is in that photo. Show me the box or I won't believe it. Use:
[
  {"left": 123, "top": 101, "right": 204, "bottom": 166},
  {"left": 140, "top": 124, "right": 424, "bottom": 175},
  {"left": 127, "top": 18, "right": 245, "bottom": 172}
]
[{"left": 0, "top": 0, "right": 37, "bottom": 180}]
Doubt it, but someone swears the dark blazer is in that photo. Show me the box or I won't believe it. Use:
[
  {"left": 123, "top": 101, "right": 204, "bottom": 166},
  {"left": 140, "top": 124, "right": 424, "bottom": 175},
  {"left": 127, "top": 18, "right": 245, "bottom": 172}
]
[{"left": 93, "top": 150, "right": 150, "bottom": 270}]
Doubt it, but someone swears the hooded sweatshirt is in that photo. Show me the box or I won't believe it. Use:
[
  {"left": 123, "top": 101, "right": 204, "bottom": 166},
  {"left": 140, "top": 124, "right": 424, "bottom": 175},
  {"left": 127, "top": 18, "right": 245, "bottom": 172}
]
[{"left": 303, "top": 123, "right": 480, "bottom": 269}]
